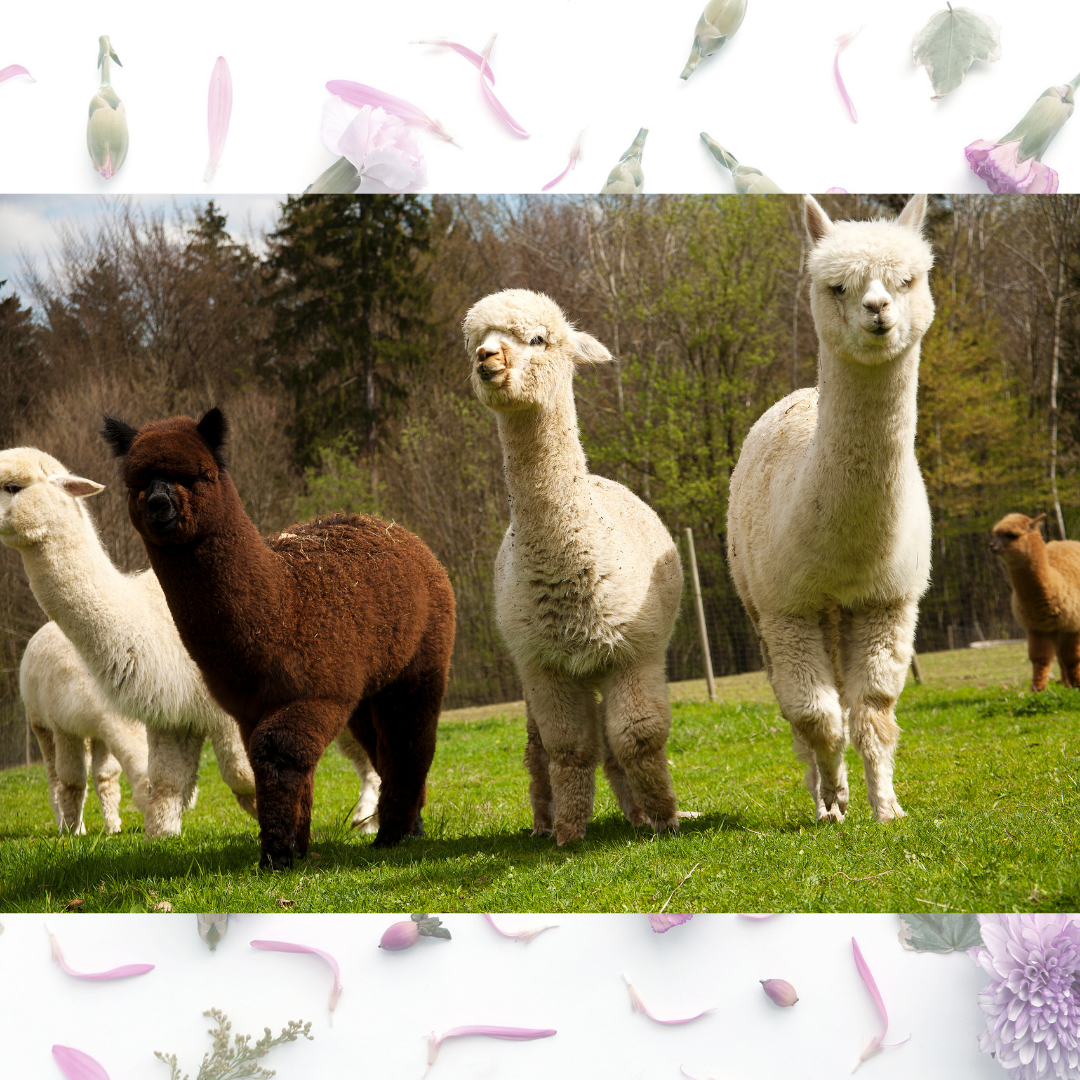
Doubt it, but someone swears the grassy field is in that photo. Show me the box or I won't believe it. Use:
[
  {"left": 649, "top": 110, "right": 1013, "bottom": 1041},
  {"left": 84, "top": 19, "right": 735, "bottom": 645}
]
[{"left": 2, "top": 644, "right": 1078, "bottom": 913}]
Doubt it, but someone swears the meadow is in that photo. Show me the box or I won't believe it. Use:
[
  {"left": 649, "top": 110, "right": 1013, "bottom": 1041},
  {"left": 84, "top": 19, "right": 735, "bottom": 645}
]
[{"left": 1, "top": 644, "right": 1077, "bottom": 913}]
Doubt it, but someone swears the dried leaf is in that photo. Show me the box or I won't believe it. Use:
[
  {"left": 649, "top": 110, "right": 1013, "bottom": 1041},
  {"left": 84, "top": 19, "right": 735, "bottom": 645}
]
[
  {"left": 897, "top": 913, "right": 983, "bottom": 952},
  {"left": 204, "top": 56, "right": 232, "bottom": 183},
  {"left": 912, "top": 6, "right": 1001, "bottom": 100}
]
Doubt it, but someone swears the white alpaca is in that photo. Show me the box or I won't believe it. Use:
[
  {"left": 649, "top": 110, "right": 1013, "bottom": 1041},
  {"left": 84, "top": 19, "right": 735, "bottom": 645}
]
[
  {"left": 464, "top": 289, "right": 683, "bottom": 845},
  {"left": 0, "top": 447, "right": 380, "bottom": 837},
  {"left": 21, "top": 620, "right": 150, "bottom": 834},
  {"left": 726, "top": 195, "right": 934, "bottom": 824}
]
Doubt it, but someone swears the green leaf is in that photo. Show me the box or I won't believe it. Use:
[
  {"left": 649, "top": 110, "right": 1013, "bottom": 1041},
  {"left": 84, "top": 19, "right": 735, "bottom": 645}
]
[
  {"left": 897, "top": 913, "right": 984, "bottom": 952},
  {"left": 912, "top": 6, "right": 1001, "bottom": 100}
]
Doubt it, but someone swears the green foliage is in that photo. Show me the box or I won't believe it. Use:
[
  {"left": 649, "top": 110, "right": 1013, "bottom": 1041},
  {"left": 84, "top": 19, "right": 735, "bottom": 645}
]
[{"left": 294, "top": 435, "right": 384, "bottom": 520}]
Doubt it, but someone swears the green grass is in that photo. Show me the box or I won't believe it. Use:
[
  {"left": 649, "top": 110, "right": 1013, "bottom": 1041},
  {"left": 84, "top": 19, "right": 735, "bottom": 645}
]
[{"left": 2, "top": 646, "right": 1078, "bottom": 913}]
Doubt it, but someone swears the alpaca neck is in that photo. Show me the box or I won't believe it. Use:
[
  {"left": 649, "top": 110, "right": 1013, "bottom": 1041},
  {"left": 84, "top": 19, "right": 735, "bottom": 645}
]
[
  {"left": 1006, "top": 537, "right": 1055, "bottom": 605},
  {"left": 19, "top": 510, "right": 139, "bottom": 668},
  {"left": 496, "top": 382, "right": 595, "bottom": 562},
  {"left": 808, "top": 338, "right": 921, "bottom": 505}
]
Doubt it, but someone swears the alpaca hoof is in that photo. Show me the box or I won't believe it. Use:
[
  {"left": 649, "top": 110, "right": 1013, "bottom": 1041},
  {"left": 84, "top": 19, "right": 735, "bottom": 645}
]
[
  {"left": 815, "top": 804, "right": 845, "bottom": 824},
  {"left": 372, "top": 823, "right": 407, "bottom": 848},
  {"left": 234, "top": 792, "right": 258, "bottom": 818},
  {"left": 409, "top": 814, "right": 426, "bottom": 838},
  {"left": 648, "top": 814, "right": 680, "bottom": 836},
  {"left": 875, "top": 800, "right": 907, "bottom": 823},
  {"left": 554, "top": 822, "right": 587, "bottom": 846},
  {"left": 531, "top": 811, "right": 554, "bottom": 837},
  {"left": 350, "top": 814, "right": 379, "bottom": 835},
  {"left": 624, "top": 805, "right": 648, "bottom": 827},
  {"left": 259, "top": 846, "right": 295, "bottom": 871}
]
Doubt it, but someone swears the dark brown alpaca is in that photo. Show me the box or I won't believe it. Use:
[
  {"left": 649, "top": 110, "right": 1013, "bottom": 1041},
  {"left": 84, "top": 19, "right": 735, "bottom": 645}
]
[
  {"left": 991, "top": 512, "right": 1080, "bottom": 691},
  {"left": 101, "top": 409, "right": 455, "bottom": 868}
]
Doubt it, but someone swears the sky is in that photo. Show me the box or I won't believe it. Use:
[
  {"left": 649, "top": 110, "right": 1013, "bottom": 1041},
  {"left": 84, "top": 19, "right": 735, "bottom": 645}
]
[{"left": 0, "top": 194, "right": 285, "bottom": 302}]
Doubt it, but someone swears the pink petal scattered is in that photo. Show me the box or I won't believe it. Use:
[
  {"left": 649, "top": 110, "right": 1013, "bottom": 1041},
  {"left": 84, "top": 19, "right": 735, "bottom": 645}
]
[
  {"left": 0, "top": 64, "right": 34, "bottom": 84},
  {"left": 834, "top": 28, "right": 862, "bottom": 123},
  {"left": 478, "top": 35, "right": 529, "bottom": 138},
  {"left": 414, "top": 39, "right": 494, "bottom": 83},
  {"left": 680, "top": 1068, "right": 718, "bottom": 1080},
  {"left": 426, "top": 1025, "right": 556, "bottom": 1068},
  {"left": 204, "top": 56, "right": 232, "bottom": 183},
  {"left": 851, "top": 937, "right": 910, "bottom": 1072},
  {"left": 542, "top": 130, "right": 585, "bottom": 191},
  {"left": 48, "top": 930, "right": 154, "bottom": 980},
  {"left": 326, "top": 80, "right": 455, "bottom": 144},
  {"left": 250, "top": 940, "right": 342, "bottom": 1017},
  {"left": 649, "top": 913, "right": 694, "bottom": 933},
  {"left": 52, "top": 1046, "right": 109, "bottom": 1080},
  {"left": 483, "top": 913, "right": 557, "bottom": 942},
  {"left": 623, "top": 974, "right": 717, "bottom": 1025},
  {"left": 826, "top": 187, "right": 849, "bottom": 193},
  {"left": 738, "top": 914, "right": 775, "bottom": 920}
]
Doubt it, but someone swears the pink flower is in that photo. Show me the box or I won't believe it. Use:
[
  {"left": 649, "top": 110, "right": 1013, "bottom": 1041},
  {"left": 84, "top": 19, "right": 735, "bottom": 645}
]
[
  {"left": 649, "top": 913, "right": 693, "bottom": 933},
  {"left": 964, "top": 140, "right": 1059, "bottom": 194},
  {"left": 321, "top": 98, "right": 426, "bottom": 193}
]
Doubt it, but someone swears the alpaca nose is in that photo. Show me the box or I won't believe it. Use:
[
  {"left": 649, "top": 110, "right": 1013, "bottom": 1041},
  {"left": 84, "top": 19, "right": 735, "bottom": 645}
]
[
  {"left": 863, "top": 296, "right": 890, "bottom": 314},
  {"left": 145, "top": 480, "right": 177, "bottom": 524},
  {"left": 476, "top": 344, "right": 506, "bottom": 381}
]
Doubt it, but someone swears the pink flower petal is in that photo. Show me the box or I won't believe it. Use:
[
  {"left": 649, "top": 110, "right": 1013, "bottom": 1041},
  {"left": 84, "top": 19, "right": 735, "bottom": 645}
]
[
  {"left": 49, "top": 931, "right": 154, "bottom": 980},
  {"left": 0, "top": 64, "right": 34, "bottom": 84},
  {"left": 250, "top": 940, "right": 342, "bottom": 1015},
  {"left": 326, "top": 80, "right": 455, "bottom": 144},
  {"left": 52, "top": 1046, "right": 109, "bottom": 1080},
  {"left": 964, "top": 138, "right": 1060, "bottom": 194},
  {"left": 426, "top": 1025, "right": 556, "bottom": 1067},
  {"left": 414, "top": 39, "right": 494, "bottom": 83},
  {"left": 204, "top": 56, "right": 232, "bottom": 183},
  {"left": 833, "top": 28, "right": 862, "bottom": 123},
  {"left": 649, "top": 913, "right": 694, "bottom": 933},
  {"left": 623, "top": 974, "right": 716, "bottom": 1025},
  {"left": 826, "top": 187, "right": 849, "bottom": 193},
  {"left": 542, "top": 130, "right": 585, "bottom": 191},
  {"left": 483, "top": 914, "right": 557, "bottom": 942},
  {"left": 738, "top": 914, "right": 775, "bottom": 920},
  {"left": 851, "top": 937, "right": 910, "bottom": 1071},
  {"left": 479, "top": 36, "right": 529, "bottom": 138},
  {"left": 680, "top": 1068, "right": 717, "bottom": 1080}
]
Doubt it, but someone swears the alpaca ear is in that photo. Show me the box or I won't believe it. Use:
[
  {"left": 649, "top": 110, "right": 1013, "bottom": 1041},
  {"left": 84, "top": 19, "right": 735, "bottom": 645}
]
[
  {"left": 100, "top": 414, "right": 138, "bottom": 458},
  {"left": 1029, "top": 513, "right": 1047, "bottom": 532},
  {"left": 897, "top": 194, "right": 928, "bottom": 234},
  {"left": 570, "top": 331, "right": 614, "bottom": 366},
  {"left": 196, "top": 408, "right": 228, "bottom": 466},
  {"left": 49, "top": 474, "right": 104, "bottom": 499},
  {"left": 803, "top": 196, "right": 833, "bottom": 245}
]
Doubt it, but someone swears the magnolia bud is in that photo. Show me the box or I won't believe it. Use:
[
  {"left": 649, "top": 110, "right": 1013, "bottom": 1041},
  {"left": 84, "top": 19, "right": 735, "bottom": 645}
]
[
  {"left": 379, "top": 913, "right": 451, "bottom": 950},
  {"left": 87, "top": 36, "right": 127, "bottom": 180},
  {"left": 760, "top": 978, "right": 799, "bottom": 1007}
]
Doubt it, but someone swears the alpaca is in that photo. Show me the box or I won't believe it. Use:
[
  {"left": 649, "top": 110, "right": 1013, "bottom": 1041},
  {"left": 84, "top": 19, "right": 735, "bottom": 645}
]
[
  {"left": 726, "top": 195, "right": 935, "bottom": 824},
  {"left": 990, "top": 512, "right": 1080, "bottom": 690},
  {"left": 21, "top": 620, "right": 150, "bottom": 834},
  {"left": 102, "top": 409, "right": 455, "bottom": 868},
  {"left": 464, "top": 289, "right": 683, "bottom": 845}
]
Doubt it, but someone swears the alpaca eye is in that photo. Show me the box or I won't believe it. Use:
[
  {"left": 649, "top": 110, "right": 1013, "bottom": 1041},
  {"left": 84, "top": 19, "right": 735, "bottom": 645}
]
[
  {"left": 901, "top": 278, "right": 913, "bottom": 288},
  {"left": 529, "top": 335, "right": 545, "bottom": 347},
  {"left": 2, "top": 484, "right": 21, "bottom": 495},
  {"left": 831, "top": 284, "right": 845, "bottom": 296}
]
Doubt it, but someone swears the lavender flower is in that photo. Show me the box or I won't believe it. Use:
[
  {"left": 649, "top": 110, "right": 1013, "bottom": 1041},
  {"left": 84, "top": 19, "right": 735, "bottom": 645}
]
[{"left": 968, "top": 914, "right": 1080, "bottom": 1080}]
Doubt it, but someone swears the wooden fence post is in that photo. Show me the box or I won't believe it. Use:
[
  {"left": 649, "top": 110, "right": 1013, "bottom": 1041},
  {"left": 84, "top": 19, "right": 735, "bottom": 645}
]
[{"left": 683, "top": 528, "right": 716, "bottom": 702}]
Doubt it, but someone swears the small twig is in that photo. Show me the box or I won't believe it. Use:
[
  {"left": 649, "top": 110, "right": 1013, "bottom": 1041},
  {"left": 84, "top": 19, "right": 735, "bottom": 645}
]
[
  {"left": 915, "top": 897, "right": 949, "bottom": 909},
  {"left": 739, "top": 788, "right": 767, "bottom": 810},
  {"left": 659, "top": 862, "right": 701, "bottom": 913},
  {"left": 827, "top": 869, "right": 902, "bottom": 886}
]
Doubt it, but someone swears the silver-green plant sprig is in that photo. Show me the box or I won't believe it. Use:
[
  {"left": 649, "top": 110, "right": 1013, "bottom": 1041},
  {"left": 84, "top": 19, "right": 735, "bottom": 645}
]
[
  {"left": 681, "top": 0, "right": 748, "bottom": 80},
  {"left": 156, "top": 1009, "right": 313, "bottom": 1080},
  {"left": 87, "top": 36, "right": 128, "bottom": 179},
  {"left": 600, "top": 128, "right": 647, "bottom": 194},
  {"left": 700, "top": 133, "right": 784, "bottom": 193}
]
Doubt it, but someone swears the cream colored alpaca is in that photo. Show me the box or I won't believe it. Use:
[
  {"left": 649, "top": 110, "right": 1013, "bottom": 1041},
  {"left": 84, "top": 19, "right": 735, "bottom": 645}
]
[
  {"left": 0, "top": 447, "right": 381, "bottom": 837},
  {"left": 21, "top": 620, "right": 150, "bottom": 834},
  {"left": 727, "top": 195, "right": 935, "bottom": 825},
  {"left": 464, "top": 289, "right": 682, "bottom": 845},
  {"left": 990, "top": 512, "right": 1080, "bottom": 690}
]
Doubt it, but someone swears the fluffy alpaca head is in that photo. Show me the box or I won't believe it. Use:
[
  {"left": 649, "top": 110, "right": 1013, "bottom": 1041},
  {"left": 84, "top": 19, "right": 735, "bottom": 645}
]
[
  {"left": 804, "top": 195, "right": 935, "bottom": 367},
  {"left": 0, "top": 446, "right": 104, "bottom": 550},
  {"left": 102, "top": 408, "right": 229, "bottom": 547},
  {"left": 462, "top": 289, "right": 612, "bottom": 412},
  {"left": 990, "top": 512, "right": 1047, "bottom": 561}
]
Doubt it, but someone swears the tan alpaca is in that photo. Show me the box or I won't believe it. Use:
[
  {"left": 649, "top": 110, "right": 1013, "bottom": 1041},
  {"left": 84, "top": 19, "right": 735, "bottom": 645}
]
[
  {"left": 727, "top": 195, "right": 935, "bottom": 825},
  {"left": 990, "top": 512, "right": 1080, "bottom": 690},
  {"left": 464, "top": 289, "right": 682, "bottom": 845}
]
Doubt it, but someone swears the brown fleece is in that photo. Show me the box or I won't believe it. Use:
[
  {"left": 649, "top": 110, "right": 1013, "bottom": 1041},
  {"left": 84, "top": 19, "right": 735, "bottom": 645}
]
[
  {"left": 990, "top": 512, "right": 1080, "bottom": 691},
  {"left": 105, "top": 411, "right": 455, "bottom": 868}
]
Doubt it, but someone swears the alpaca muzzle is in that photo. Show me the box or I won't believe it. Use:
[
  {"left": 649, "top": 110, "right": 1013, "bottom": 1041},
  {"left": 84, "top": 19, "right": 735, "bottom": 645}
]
[
  {"left": 145, "top": 480, "right": 179, "bottom": 532},
  {"left": 476, "top": 345, "right": 506, "bottom": 382}
]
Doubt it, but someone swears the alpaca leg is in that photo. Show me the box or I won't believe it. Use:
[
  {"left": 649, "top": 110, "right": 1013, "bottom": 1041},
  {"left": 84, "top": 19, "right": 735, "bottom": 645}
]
[
  {"left": 207, "top": 715, "right": 258, "bottom": 819},
  {"left": 295, "top": 771, "right": 316, "bottom": 857},
  {"left": 29, "top": 717, "right": 64, "bottom": 830},
  {"left": 1028, "top": 631, "right": 1056, "bottom": 691},
  {"left": 520, "top": 665, "right": 600, "bottom": 846},
  {"left": 599, "top": 658, "right": 677, "bottom": 833},
  {"left": 53, "top": 731, "right": 91, "bottom": 835},
  {"left": 90, "top": 739, "right": 123, "bottom": 834},
  {"left": 841, "top": 603, "right": 914, "bottom": 823},
  {"left": 524, "top": 710, "right": 555, "bottom": 836},
  {"left": 248, "top": 700, "right": 344, "bottom": 869},
  {"left": 600, "top": 724, "right": 647, "bottom": 828},
  {"left": 1055, "top": 633, "right": 1080, "bottom": 688},
  {"left": 97, "top": 718, "right": 151, "bottom": 817},
  {"left": 144, "top": 727, "right": 204, "bottom": 837},
  {"left": 368, "top": 670, "right": 443, "bottom": 849},
  {"left": 334, "top": 724, "right": 381, "bottom": 834},
  {"left": 760, "top": 612, "right": 848, "bottom": 823}
]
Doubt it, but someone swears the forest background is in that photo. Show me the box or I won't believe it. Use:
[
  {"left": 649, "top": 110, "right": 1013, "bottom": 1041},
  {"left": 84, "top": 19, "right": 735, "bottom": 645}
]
[{"left": 1, "top": 193, "right": 1078, "bottom": 753}]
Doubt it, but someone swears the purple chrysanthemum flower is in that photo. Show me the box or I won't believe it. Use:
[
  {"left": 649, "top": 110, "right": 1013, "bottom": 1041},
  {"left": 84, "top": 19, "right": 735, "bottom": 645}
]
[{"left": 969, "top": 915, "right": 1080, "bottom": 1080}]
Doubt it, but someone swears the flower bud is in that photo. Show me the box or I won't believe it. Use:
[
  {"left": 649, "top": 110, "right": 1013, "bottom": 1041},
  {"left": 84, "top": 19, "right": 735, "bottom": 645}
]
[
  {"left": 600, "top": 128, "right": 647, "bottom": 194},
  {"left": 87, "top": 36, "right": 127, "bottom": 180},
  {"left": 379, "top": 912, "right": 451, "bottom": 950},
  {"left": 700, "top": 134, "right": 784, "bottom": 194},
  {"left": 681, "top": 0, "right": 748, "bottom": 80},
  {"left": 760, "top": 978, "right": 799, "bottom": 1007}
]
